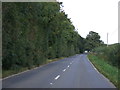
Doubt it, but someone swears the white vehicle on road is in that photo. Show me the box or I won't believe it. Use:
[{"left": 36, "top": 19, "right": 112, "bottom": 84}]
[{"left": 84, "top": 50, "right": 88, "bottom": 54}]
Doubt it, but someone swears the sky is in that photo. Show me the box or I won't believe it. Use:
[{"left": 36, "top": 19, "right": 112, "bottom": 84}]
[{"left": 58, "top": 0, "right": 119, "bottom": 44}]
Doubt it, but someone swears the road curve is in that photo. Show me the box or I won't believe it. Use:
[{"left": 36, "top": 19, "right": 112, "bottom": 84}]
[{"left": 2, "top": 54, "right": 116, "bottom": 88}]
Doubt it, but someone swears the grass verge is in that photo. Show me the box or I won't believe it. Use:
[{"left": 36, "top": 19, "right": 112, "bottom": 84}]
[
  {"left": 88, "top": 53, "right": 119, "bottom": 88},
  {"left": 2, "top": 57, "right": 65, "bottom": 78}
]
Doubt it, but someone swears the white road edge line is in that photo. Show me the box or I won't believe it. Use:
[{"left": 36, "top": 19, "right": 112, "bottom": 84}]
[
  {"left": 2, "top": 58, "right": 63, "bottom": 80},
  {"left": 55, "top": 75, "right": 60, "bottom": 80},
  {"left": 63, "top": 69, "right": 66, "bottom": 72},
  {"left": 86, "top": 56, "right": 116, "bottom": 87},
  {"left": 87, "top": 57, "right": 103, "bottom": 74},
  {"left": 2, "top": 66, "right": 42, "bottom": 80},
  {"left": 94, "top": 67, "right": 97, "bottom": 70},
  {"left": 2, "top": 69, "right": 31, "bottom": 80}
]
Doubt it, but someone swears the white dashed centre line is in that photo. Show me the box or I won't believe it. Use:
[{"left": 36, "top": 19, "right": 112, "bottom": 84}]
[
  {"left": 67, "top": 65, "right": 70, "bottom": 68},
  {"left": 63, "top": 69, "right": 66, "bottom": 72},
  {"left": 55, "top": 75, "right": 60, "bottom": 80},
  {"left": 50, "top": 83, "right": 53, "bottom": 85}
]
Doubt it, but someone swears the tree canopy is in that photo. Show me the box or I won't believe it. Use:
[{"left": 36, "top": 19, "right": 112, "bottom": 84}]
[
  {"left": 2, "top": 2, "right": 85, "bottom": 70},
  {"left": 85, "top": 31, "right": 104, "bottom": 51}
]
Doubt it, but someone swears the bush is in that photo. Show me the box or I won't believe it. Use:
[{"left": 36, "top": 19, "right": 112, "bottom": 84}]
[{"left": 92, "top": 43, "right": 120, "bottom": 68}]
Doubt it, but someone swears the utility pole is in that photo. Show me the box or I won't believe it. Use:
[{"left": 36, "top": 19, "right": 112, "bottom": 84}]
[{"left": 107, "top": 33, "right": 108, "bottom": 47}]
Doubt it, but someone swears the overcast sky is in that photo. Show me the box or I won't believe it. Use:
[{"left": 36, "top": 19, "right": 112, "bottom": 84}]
[{"left": 58, "top": 0, "right": 119, "bottom": 44}]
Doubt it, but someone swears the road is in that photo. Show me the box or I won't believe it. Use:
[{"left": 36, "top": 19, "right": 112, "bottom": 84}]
[{"left": 2, "top": 54, "right": 116, "bottom": 88}]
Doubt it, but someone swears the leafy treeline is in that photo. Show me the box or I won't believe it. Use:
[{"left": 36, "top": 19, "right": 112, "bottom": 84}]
[
  {"left": 84, "top": 31, "right": 104, "bottom": 51},
  {"left": 85, "top": 31, "right": 119, "bottom": 68},
  {"left": 92, "top": 43, "right": 120, "bottom": 68},
  {"left": 90, "top": 44, "right": 120, "bottom": 87},
  {"left": 2, "top": 2, "right": 85, "bottom": 70}
]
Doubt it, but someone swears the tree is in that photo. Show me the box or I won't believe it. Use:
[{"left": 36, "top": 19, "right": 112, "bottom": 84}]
[
  {"left": 2, "top": 2, "right": 85, "bottom": 70},
  {"left": 85, "top": 31, "right": 104, "bottom": 51}
]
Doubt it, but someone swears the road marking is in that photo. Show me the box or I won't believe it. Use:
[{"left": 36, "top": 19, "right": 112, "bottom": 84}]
[
  {"left": 94, "top": 68, "right": 97, "bottom": 71},
  {"left": 50, "top": 83, "right": 53, "bottom": 85},
  {"left": 55, "top": 75, "right": 60, "bottom": 80},
  {"left": 87, "top": 57, "right": 100, "bottom": 74},
  {"left": 2, "top": 58, "right": 63, "bottom": 80},
  {"left": 2, "top": 69, "right": 30, "bottom": 80},
  {"left": 63, "top": 69, "right": 66, "bottom": 72},
  {"left": 86, "top": 56, "right": 116, "bottom": 87},
  {"left": 67, "top": 65, "right": 70, "bottom": 68}
]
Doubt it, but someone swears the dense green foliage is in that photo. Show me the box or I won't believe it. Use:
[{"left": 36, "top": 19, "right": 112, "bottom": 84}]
[
  {"left": 88, "top": 54, "right": 119, "bottom": 88},
  {"left": 2, "top": 2, "right": 85, "bottom": 70},
  {"left": 92, "top": 43, "right": 120, "bottom": 68},
  {"left": 86, "top": 32, "right": 119, "bottom": 88},
  {"left": 85, "top": 31, "right": 104, "bottom": 51}
]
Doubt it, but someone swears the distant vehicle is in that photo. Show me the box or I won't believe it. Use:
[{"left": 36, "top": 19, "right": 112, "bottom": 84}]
[{"left": 84, "top": 51, "right": 88, "bottom": 54}]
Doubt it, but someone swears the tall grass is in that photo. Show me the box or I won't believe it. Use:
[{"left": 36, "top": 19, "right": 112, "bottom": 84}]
[
  {"left": 88, "top": 54, "right": 119, "bottom": 88},
  {"left": 92, "top": 43, "right": 120, "bottom": 68},
  {"left": 89, "top": 43, "right": 120, "bottom": 88}
]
